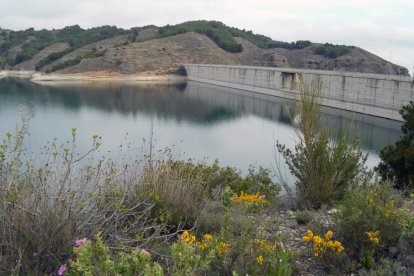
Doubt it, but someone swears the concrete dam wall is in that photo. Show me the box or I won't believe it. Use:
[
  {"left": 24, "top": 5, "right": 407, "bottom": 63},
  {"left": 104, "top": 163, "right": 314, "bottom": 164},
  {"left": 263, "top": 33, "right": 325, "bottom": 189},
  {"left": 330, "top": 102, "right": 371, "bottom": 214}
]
[{"left": 183, "top": 64, "right": 414, "bottom": 121}]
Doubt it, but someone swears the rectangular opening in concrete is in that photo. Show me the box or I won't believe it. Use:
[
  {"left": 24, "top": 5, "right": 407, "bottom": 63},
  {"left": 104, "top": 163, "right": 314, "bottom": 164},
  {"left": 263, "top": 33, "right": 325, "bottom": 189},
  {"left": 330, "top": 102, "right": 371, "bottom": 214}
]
[{"left": 282, "top": 72, "right": 294, "bottom": 90}]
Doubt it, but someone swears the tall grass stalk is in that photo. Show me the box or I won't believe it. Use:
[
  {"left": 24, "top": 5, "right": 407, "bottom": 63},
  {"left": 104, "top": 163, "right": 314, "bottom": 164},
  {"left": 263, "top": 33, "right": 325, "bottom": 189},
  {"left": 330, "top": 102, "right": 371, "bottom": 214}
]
[{"left": 276, "top": 80, "right": 368, "bottom": 209}]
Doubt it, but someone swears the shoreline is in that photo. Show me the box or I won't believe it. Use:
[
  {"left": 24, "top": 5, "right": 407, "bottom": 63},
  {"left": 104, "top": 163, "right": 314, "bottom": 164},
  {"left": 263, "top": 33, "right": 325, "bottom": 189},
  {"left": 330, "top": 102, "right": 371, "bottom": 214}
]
[{"left": 0, "top": 70, "right": 187, "bottom": 84}]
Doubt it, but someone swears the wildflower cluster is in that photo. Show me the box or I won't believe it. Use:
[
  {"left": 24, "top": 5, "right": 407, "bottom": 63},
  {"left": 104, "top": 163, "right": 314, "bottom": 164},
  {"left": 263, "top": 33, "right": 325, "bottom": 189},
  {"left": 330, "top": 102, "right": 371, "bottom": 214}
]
[
  {"left": 216, "top": 242, "right": 230, "bottom": 256},
  {"left": 302, "top": 230, "right": 344, "bottom": 257},
  {"left": 232, "top": 191, "right": 266, "bottom": 203},
  {"left": 249, "top": 239, "right": 276, "bottom": 253},
  {"left": 181, "top": 230, "right": 197, "bottom": 244},
  {"left": 61, "top": 234, "right": 162, "bottom": 275},
  {"left": 180, "top": 230, "right": 229, "bottom": 255},
  {"left": 198, "top": 234, "right": 213, "bottom": 250},
  {"left": 248, "top": 239, "right": 277, "bottom": 266},
  {"left": 367, "top": 192, "right": 403, "bottom": 224},
  {"left": 366, "top": 230, "right": 380, "bottom": 244}
]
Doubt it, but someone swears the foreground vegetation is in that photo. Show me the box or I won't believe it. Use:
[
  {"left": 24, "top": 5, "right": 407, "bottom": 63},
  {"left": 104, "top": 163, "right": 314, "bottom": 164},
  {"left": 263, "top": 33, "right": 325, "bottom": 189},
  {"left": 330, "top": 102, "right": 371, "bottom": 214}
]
[{"left": 0, "top": 89, "right": 413, "bottom": 275}]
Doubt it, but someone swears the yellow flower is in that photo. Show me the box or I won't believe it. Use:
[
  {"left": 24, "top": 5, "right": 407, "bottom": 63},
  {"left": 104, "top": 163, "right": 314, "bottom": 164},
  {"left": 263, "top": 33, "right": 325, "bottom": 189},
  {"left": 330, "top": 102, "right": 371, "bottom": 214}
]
[
  {"left": 198, "top": 242, "right": 208, "bottom": 250},
  {"left": 216, "top": 242, "right": 229, "bottom": 255},
  {"left": 204, "top": 234, "right": 213, "bottom": 242},
  {"left": 325, "top": 230, "right": 333, "bottom": 240},
  {"left": 256, "top": 255, "right": 264, "bottom": 265},
  {"left": 303, "top": 230, "right": 344, "bottom": 257},
  {"left": 332, "top": 240, "right": 344, "bottom": 254},
  {"left": 232, "top": 191, "right": 266, "bottom": 203},
  {"left": 366, "top": 230, "right": 380, "bottom": 244},
  {"left": 302, "top": 236, "right": 311, "bottom": 242},
  {"left": 180, "top": 230, "right": 196, "bottom": 244},
  {"left": 302, "top": 229, "right": 314, "bottom": 243}
]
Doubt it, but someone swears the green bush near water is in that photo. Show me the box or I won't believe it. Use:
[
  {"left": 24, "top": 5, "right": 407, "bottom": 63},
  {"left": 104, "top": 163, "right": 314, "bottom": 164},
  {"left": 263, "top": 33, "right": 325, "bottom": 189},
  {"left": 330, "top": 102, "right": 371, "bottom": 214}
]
[
  {"left": 276, "top": 81, "right": 367, "bottom": 209},
  {"left": 376, "top": 101, "right": 414, "bottom": 191}
]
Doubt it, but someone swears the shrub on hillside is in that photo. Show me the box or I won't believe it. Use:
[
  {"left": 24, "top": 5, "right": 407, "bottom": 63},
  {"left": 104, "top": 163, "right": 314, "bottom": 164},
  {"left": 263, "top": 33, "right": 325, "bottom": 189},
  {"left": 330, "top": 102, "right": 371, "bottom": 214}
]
[
  {"left": 376, "top": 101, "right": 414, "bottom": 191},
  {"left": 313, "top": 43, "right": 352, "bottom": 59},
  {"left": 267, "top": 40, "right": 311, "bottom": 50}
]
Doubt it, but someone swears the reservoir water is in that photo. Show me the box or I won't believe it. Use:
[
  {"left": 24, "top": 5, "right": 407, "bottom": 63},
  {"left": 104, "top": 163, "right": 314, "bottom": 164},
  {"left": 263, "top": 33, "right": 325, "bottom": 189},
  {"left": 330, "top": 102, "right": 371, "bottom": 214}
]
[{"left": 0, "top": 78, "right": 403, "bottom": 183}]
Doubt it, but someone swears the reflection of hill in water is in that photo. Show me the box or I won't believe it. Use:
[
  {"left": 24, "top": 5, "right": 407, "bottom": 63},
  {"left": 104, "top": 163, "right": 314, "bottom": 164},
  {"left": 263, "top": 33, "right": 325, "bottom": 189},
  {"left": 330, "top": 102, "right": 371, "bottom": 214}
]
[{"left": 0, "top": 78, "right": 402, "bottom": 151}]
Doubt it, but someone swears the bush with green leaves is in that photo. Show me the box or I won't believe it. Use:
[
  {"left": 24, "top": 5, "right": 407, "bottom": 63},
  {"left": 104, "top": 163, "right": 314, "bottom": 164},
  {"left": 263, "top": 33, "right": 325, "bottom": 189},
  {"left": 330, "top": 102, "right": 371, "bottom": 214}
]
[
  {"left": 158, "top": 20, "right": 244, "bottom": 53},
  {"left": 376, "top": 101, "right": 414, "bottom": 191},
  {"left": 141, "top": 159, "right": 279, "bottom": 228},
  {"left": 276, "top": 81, "right": 367, "bottom": 209},
  {"left": 63, "top": 233, "right": 163, "bottom": 275},
  {"left": 334, "top": 181, "right": 406, "bottom": 260},
  {"left": 171, "top": 237, "right": 216, "bottom": 275},
  {"left": 313, "top": 43, "right": 352, "bottom": 59},
  {"left": 295, "top": 209, "right": 314, "bottom": 225},
  {"left": 1, "top": 25, "right": 125, "bottom": 67},
  {"left": 267, "top": 40, "right": 311, "bottom": 49},
  {"left": 174, "top": 226, "right": 294, "bottom": 276}
]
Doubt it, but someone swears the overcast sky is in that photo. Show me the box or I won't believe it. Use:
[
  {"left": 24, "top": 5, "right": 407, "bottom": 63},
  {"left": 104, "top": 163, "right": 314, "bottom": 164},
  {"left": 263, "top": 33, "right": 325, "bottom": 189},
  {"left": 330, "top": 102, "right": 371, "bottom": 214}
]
[{"left": 1, "top": 0, "right": 413, "bottom": 74}]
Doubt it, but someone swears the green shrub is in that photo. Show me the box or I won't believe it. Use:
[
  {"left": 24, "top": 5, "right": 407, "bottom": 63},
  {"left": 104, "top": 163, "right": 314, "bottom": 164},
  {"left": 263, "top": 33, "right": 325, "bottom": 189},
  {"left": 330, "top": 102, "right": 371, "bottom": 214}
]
[
  {"left": 276, "top": 81, "right": 367, "bottom": 209},
  {"left": 158, "top": 20, "right": 244, "bottom": 53},
  {"left": 35, "top": 48, "right": 73, "bottom": 70},
  {"left": 2, "top": 25, "right": 125, "bottom": 67},
  {"left": 268, "top": 40, "right": 311, "bottom": 49},
  {"left": 313, "top": 43, "right": 352, "bottom": 59},
  {"left": 175, "top": 226, "right": 294, "bottom": 276},
  {"left": 49, "top": 55, "right": 82, "bottom": 72},
  {"left": 68, "top": 233, "right": 163, "bottom": 275},
  {"left": 334, "top": 182, "right": 405, "bottom": 259},
  {"left": 295, "top": 209, "right": 314, "bottom": 225},
  {"left": 171, "top": 234, "right": 216, "bottom": 276},
  {"left": 141, "top": 160, "right": 278, "bottom": 228},
  {"left": 219, "top": 228, "right": 294, "bottom": 275},
  {"left": 358, "top": 258, "right": 406, "bottom": 276},
  {"left": 376, "top": 101, "right": 414, "bottom": 191}
]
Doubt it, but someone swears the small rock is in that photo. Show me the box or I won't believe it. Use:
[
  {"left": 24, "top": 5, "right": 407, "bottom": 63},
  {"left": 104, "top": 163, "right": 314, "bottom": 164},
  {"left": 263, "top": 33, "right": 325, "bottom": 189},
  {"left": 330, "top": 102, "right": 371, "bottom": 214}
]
[{"left": 327, "top": 208, "right": 338, "bottom": 215}]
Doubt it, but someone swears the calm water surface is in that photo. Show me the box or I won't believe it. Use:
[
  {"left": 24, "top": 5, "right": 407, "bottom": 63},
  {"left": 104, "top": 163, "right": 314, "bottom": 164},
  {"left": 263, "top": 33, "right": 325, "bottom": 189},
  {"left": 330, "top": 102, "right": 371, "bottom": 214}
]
[{"left": 0, "top": 78, "right": 403, "bottom": 183}]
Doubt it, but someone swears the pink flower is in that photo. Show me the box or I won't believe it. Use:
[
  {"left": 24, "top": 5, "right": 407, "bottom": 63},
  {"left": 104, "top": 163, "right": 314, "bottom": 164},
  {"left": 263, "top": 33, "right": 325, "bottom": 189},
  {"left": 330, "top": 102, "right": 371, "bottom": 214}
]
[
  {"left": 75, "top": 237, "right": 88, "bottom": 247},
  {"left": 57, "top": 264, "right": 67, "bottom": 275},
  {"left": 140, "top": 249, "right": 150, "bottom": 255}
]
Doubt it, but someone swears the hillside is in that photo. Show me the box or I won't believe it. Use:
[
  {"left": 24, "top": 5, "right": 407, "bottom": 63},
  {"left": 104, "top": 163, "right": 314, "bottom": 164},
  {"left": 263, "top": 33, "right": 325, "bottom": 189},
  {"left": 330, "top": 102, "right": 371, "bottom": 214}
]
[{"left": 0, "top": 21, "right": 409, "bottom": 75}]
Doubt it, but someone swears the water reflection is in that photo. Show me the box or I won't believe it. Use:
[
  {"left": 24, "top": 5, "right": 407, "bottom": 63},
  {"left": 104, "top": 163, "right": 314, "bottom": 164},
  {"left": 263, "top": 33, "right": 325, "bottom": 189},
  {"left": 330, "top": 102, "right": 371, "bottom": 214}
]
[{"left": 0, "top": 78, "right": 403, "bottom": 175}]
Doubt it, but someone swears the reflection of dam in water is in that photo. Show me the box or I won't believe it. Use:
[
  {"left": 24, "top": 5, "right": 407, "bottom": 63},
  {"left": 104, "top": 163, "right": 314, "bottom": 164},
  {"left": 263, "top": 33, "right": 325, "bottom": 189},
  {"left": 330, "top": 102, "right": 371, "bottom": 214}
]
[
  {"left": 182, "top": 81, "right": 402, "bottom": 152},
  {"left": 0, "top": 78, "right": 402, "bottom": 155}
]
